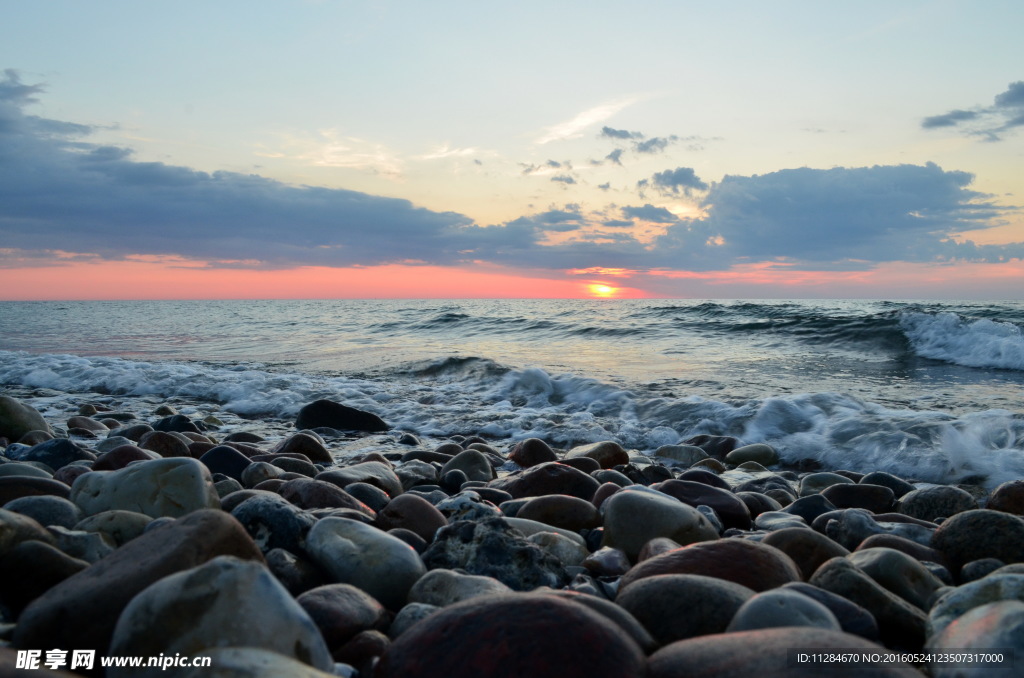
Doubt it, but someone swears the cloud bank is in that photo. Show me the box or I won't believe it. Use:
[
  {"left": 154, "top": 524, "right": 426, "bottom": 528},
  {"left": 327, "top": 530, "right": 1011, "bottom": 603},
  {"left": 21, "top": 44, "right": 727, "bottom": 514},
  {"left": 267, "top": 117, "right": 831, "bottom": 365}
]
[
  {"left": 922, "top": 81, "right": 1024, "bottom": 140},
  {"left": 2, "top": 70, "right": 1021, "bottom": 279}
]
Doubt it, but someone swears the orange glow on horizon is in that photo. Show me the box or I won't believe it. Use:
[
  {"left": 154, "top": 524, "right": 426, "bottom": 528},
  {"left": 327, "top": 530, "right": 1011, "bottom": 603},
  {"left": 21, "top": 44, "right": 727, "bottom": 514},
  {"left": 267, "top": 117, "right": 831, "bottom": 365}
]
[{"left": 587, "top": 283, "right": 619, "bottom": 298}]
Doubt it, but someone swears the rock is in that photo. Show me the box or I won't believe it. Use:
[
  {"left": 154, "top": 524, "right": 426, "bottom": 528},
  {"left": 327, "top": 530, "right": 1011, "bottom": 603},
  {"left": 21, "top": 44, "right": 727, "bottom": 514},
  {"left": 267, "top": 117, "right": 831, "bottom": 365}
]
[
  {"left": 71, "top": 457, "right": 220, "bottom": 518},
  {"left": 821, "top": 483, "right": 895, "bottom": 513},
  {"left": 333, "top": 629, "right": 389, "bottom": 674},
  {"left": 781, "top": 494, "right": 838, "bottom": 523},
  {"left": 3, "top": 495, "right": 82, "bottom": 529},
  {"left": 799, "top": 472, "right": 855, "bottom": 497},
  {"left": 825, "top": 509, "right": 936, "bottom": 551},
  {"left": 653, "top": 444, "right": 709, "bottom": 466},
  {"left": 725, "top": 443, "right": 779, "bottom": 466},
  {"left": 265, "top": 548, "right": 327, "bottom": 596},
  {"left": 397, "top": 459, "right": 439, "bottom": 490},
  {"left": 0, "top": 476, "right": 72, "bottom": 504},
  {"left": 0, "top": 539, "right": 89, "bottom": 616},
  {"left": 516, "top": 494, "right": 601, "bottom": 532},
  {"left": 927, "top": 600, "right": 1024, "bottom": 677},
  {"left": 926, "top": 573, "right": 1024, "bottom": 639},
  {"left": 93, "top": 443, "right": 161, "bottom": 470},
  {"left": 0, "top": 396, "right": 52, "bottom": 440},
  {"left": 388, "top": 602, "right": 440, "bottom": 639},
  {"left": 678, "top": 468, "right": 731, "bottom": 491},
  {"left": 423, "top": 517, "right": 569, "bottom": 592},
  {"left": 987, "top": 479, "right": 1024, "bottom": 516},
  {"left": 691, "top": 458, "right": 728, "bottom": 474},
  {"left": 241, "top": 461, "right": 285, "bottom": 488},
  {"left": 0, "top": 507, "right": 55, "bottom": 550},
  {"left": 861, "top": 471, "right": 916, "bottom": 499},
  {"left": 407, "top": 568, "right": 513, "bottom": 607},
  {"left": 755, "top": 511, "right": 810, "bottom": 531},
  {"left": 0, "top": 462, "right": 53, "bottom": 479},
  {"left": 809, "top": 556, "right": 927, "bottom": 650},
  {"left": 344, "top": 482, "right": 392, "bottom": 513},
  {"left": 653, "top": 479, "right": 752, "bottom": 531},
  {"left": 508, "top": 438, "right": 558, "bottom": 467},
  {"left": 137, "top": 430, "right": 192, "bottom": 458},
  {"left": 488, "top": 462, "right": 600, "bottom": 501},
  {"left": 762, "top": 526, "right": 850, "bottom": 580},
  {"left": 199, "top": 445, "right": 253, "bottom": 482},
  {"left": 376, "top": 593, "right": 646, "bottom": 678},
  {"left": 272, "top": 433, "right": 333, "bottom": 464},
  {"left": 737, "top": 491, "right": 784, "bottom": 517},
  {"left": 152, "top": 414, "right": 202, "bottom": 434},
  {"left": 726, "top": 588, "right": 841, "bottom": 632},
  {"left": 647, "top": 627, "right": 924, "bottom": 678},
  {"left": 440, "top": 449, "right": 495, "bottom": 482},
  {"left": 960, "top": 557, "right": 1005, "bottom": 582},
  {"left": 231, "top": 493, "right": 317, "bottom": 554},
  {"left": 782, "top": 582, "right": 881, "bottom": 640},
  {"left": 296, "top": 399, "right": 388, "bottom": 433},
  {"left": 592, "top": 468, "right": 634, "bottom": 486},
  {"left": 67, "top": 415, "right": 108, "bottom": 433},
  {"left": 73, "top": 509, "right": 152, "bottom": 546},
  {"left": 848, "top": 547, "right": 946, "bottom": 611},
  {"left": 898, "top": 486, "right": 978, "bottom": 522},
  {"left": 528, "top": 531, "right": 588, "bottom": 566},
  {"left": 617, "top": 573, "right": 755, "bottom": 645},
  {"left": 296, "top": 583, "right": 389, "bottom": 651},
  {"left": 305, "top": 517, "right": 425, "bottom": 610},
  {"left": 48, "top": 525, "right": 116, "bottom": 562},
  {"left": 317, "top": 461, "right": 403, "bottom": 498},
  {"left": 931, "top": 509, "right": 1024, "bottom": 573},
  {"left": 601, "top": 487, "right": 719, "bottom": 561},
  {"left": 621, "top": 538, "right": 802, "bottom": 593},
  {"left": 376, "top": 493, "right": 447, "bottom": 543},
  {"left": 435, "top": 491, "right": 502, "bottom": 521},
  {"left": 108, "top": 556, "right": 332, "bottom": 678},
  {"left": 278, "top": 478, "right": 373, "bottom": 516},
  {"left": 14, "top": 509, "right": 263, "bottom": 656},
  {"left": 7, "top": 438, "right": 95, "bottom": 470},
  {"left": 565, "top": 441, "right": 628, "bottom": 469},
  {"left": 582, "top": 546, "right": 632, "bottom": 577},
  {"left": 681, "top": 434, "right": 740, "bottom": 459}
]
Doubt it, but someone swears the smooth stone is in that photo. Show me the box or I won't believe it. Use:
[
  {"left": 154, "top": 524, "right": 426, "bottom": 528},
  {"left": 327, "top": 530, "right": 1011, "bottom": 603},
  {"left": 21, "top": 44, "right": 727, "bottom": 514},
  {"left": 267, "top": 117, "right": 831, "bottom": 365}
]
[
  {"left": 152, "top": 414, "right": 202, "bottom": 434},
  {"left": 0, "top": 396, "right": 52, "bottom": 440},
  {"left": 109, "top": 423, "right": 153, "bottom": 442},
  {"left": 861, "top": 471, "right": 916, "bottom": 499},
  {"left": 601, "top": 487, "right": 719, "bottom": 561},
  {"left": 0, "top": 539, "right": 89, "bottom": 616},
  {"left": 108, "top": 556, "right": 332, "bottom": 677},
  {"left": 407, "top": 568, "right": 513, "bottom": 607},
  {"left": 266, "top": 455, "right": 318, "bottom": 477},
  {"left": 0, "top": 476, "right": 71, "bottom": 504},
  {"left": 95, "top": 435, "right": 134, "bottom": 453},
  {"left": 440, "top": 449, "right": 495, "bottom": 482},
  {"left": 376, "top": 593, "right": 647, "bottom": 678},
  {"left": 653, "top": 444, "right": 709, "bottom": 466},
  {"left": 317, "top": 461, "right": 403, "bottom": 498},
  {"left": 926, "top": 573, "right": 1024, "bottom": 639},
  {"left": 71, "top": 457, "right": 220, "bottom": 518},
  {"left": 927, "top": 600, "right": 1024, "bottom": 677},
  {"left": 809, "top": 556, "right": 927, "bottom": 650},
  {"left": 647, "top": 627, "right": 924, "bottom": 678},
  {"left": 388, "top": 602, "right": 440, "bottom": 639},
  {"left": 396, "top": 459, "right": 439, "bottom": 490},
  {"left": 422, "top": 517, "right": 568, "bottom": 591},
  {"left": 500, "top": 517, "right": 587, "bottom": 548},
  {"left": 231, "top": 493, "right": 317, "bottom": 554},
  {"left": 617, "top": 573, "right": 755, "bottom": 645},
  {"left": 856, "top": 533, "right": 948, "bottom": 568},
  {"left": 295, "top": 399, "right": 388, "bottom": 433},
  {"left": 591, "top": 468, "right": 633, "bottom": 487},
  {"left": 67, "top": 415, "right": 109, "bottom": 432},
  {"left": 725, "top": 443, "right": 779, "bottom": 466},
  {"left": 782, "top": 582, "right": 881, "bottom": 640},
  {"left": 344, "top": 482, "right": 391, "bottom": 513},
  {"left": 215, "top": 477, "right": 245, "bottom": 497},
  {"left": 528, "top": 531, "right": 588, "bottom": 566},
  {"left": 507, "top": 438, "right": 558, "bottom": 468},
  {"left": 691, "top": 458, "right": 728, "bottom": 473},
  {"left": 272, "top": 433, "right": 333, "bottom": 464},
  {"left": 987, "top": 479, "right": 1024, "bottom": 516},
  {"left": 582, "top": 546, "right": 632, "bottom": 577},
  {"left": 678, "top": 468, "right": 731, "bottom": 491},
  {"left": 821, "top": 483, "right": 895, "bottom": 513},
  {"left": 931, "top": 509, "right": 1024, "bottom": 573},
  {"left": 376, "top": 492, "right": 448, "bottom": 543},
  {"left": 848, "top": 547, "right": 946, "bottom": 610},
  {"left": 333, "top": 629, "right": 389, "bottom": 674},
  {"left": 636, "top": 538, "right": 695, "bottom": 563},
  {"left": 898, "top": 485, "right": 978, "bottom": 522},
  {"left": 0, "top": 507, "right": 55, "bottom": 549},
  {"left": 681, "top": 434, "right": 740, "bottom": 459},
  {"left": 14, "top": 509, "right": 264, "bottom": 656},
  {"left": 47, "top": 525, "right": 116, "bottom": 562},
  {"left": 621, "top": 538, "right": 802, "bottom": 593},
  {"left": 488, "top": 462, "right": 600, "bottom": 500},
  {"left": 591, "top": 481, "right": 622, "bottom": 509},
  {"left": 798, "top": 472, "right": 854, "bottom": 497},
  {"left": 825, "top": 509, "right": 936, "bottom": 550},
  {"left": 435, "top": 491, "right": 501, "bottom": 520},
  {"left": 3, "top": 494, "right": 82, "bottom": 529},
  {"left": 565, "top": 455, "right": 610, "bottom": 477},
  {"left": 199, "top": 445, "right": 253, "bottom": 481},
  {"left": 265, "top": 547, "right": 327, "bottom": 596},
  {"left": 516, "top": 494, "right": 601, "bottom": 532},
  {"left": 7, "top": 438, "right": 95, "bottom": 471},
  {"left": 960, "top": 557, "right": 1005, "bottom": 583},
  {"left": 0, "top": 462, "right": 53, "bottom": 479},
  {"left": 279, "top": 477, "right": 374, "bottom": 516},
  {"left": 755, "top": 511, "right": 809, "bottom": 531},
  {"left": 73, "top": 509, "right": 152, "bottom": 546},
  {"left": 241, "top": 461, "right": 285, "bottom": 488},
  {"left": 93, "top": 443, "right": 161, "bottom": 470},
  {"left": 296, "top": 583, "right": 389, "bottom": 651},
  {"left": 737, "top": 491, "right": 784, "bottom": 517},
  {"left": 653, "top": 479, "right": 752, "bottom": 530},
  {"left": 565, "top": 441, "right": 628, "bottom": 469},
  {"left": 726, "top": 588, "right": 841, "bottom": 632},
  {"left": 306, "top": 517, "right": 425, "bottom": 609},
  {"left": 762, "top": 526, "right": 850, "bottom": 580},
  {"left": 138, "top": 430, "right": 192, "bottom": 457}
]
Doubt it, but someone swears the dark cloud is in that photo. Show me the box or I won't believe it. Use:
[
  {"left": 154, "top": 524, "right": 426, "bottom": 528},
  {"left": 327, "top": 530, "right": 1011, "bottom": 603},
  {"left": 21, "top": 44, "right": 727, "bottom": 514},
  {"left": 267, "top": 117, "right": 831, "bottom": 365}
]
[
  {"left": 601, "top": 219, "right": 634, "bottom": 228},
  {"left": 621, "top": 204, "right": 679, "bottom": 223},
  {"left": 551, "top": 174, "right": 576, "bottom": 185},
  {"left": 922, "top": 81, "right": 1024, "bottom": 139},
  {"left": 597, "top": 182, "right": 611, "bottom": 191},
  {"left": 634, "top": 136, "right": 676, "bottom": 154},
  {"left": 605, "top": 148, "right": 624, "bottom": 165},
  {"left": 647, "top": 167, "right": 708, "bottom": 196},
  {"left": 546, "top": 159, "right": 562, "bottom": 168},
  {"left": 600, "top": 126, "right": 642, "bottom": 140}
]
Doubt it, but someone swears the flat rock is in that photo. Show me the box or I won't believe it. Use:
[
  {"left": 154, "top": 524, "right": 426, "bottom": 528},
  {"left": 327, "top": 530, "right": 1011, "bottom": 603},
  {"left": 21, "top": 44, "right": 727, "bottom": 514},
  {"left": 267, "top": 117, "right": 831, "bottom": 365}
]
[
  {"left": 14, "top": 509, "right": 264, "bottom": 657},
  {"left": 296, "top": 399, "right": 388, "bottom": 433},
  {"left": 799, "top": 472, "right": 854, "bottom": 497},
  {"left": 376, "top": 593, "right": 646, "bottom": 678},
  {"left": 821, "top": 483, "right": 895, "bottom": 513},
  {"left": 70, "top": 457, "right": 220, "bottom": 518},
  {"left": 824, "top": 509, "right": 935, "bottom": 551},
  {"left": 108, "top": 556, "right": 332, "bottom": 678},
  {"left": 601, "top": 487, "right": 719, "bottom": 561},
  {"left": 317, "top": 461, "right": 403, "bottom": 499}
]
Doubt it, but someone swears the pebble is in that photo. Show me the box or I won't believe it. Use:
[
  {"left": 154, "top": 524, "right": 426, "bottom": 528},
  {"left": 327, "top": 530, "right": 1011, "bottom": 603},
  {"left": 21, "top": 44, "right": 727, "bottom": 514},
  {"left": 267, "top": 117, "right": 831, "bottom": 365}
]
[
  {"left": 375, "top": 492, "right": 448, "bottom": 542},
  {"left": 3, "top": 495, "right": 82, "bottom": 529},
  {"left": 927, "top": 600, "right": 1024, "bottom": 677},
  {"left": 71, "top": 457, "right": 221, "bottom": 519},
  {"left": 316, "top": 461, "right": 404, "bottom": 499},
  {"left": 296, "top": 582, "right": 389, "bottom": 651},
  {"left": 848, "top": 547, "right": 946, "bottom": 611},
  {"left": 726, "top": 588, "right": 841, "bottom": 632},
  {"left": 0, "top": 396, "right": 53, "bottom": 440},
  {"left": 489, "top": 461, "right": 600, "bottom": 500},
  {"left": 724, "top": 443, "right": 779, "bottom": 466},
  {"left": 930, "top": 509, "right": 1024, "bottom": 573},
  {"left": 653, "top": 444, "right": 709, "bottom": 466},
  {"left": 897, "top": 485, "right": 978, "bottom": 522},
  {"left": 407, "top": 568, "right": 513, "bottom": 607},
  {"left": 986, "top": 479, "right": 1024, "bottom": 515},
  {"left": 516, "top": 494, "right": 601, "bottom": 531},
  {"left": 565, "top": 440, "right": 629, "bottom": 468},
  {"left": 653, "top": 479, "right": 752, "bottom": 530},
  {"left": 761, "top": 526, "right": 850, "bottom": 579},
  {"left": 600, "top": 486, "right": 719, "bottom": 561},
  {"left": 926, "top": 573, "right": 1024, "bottom": 639}
]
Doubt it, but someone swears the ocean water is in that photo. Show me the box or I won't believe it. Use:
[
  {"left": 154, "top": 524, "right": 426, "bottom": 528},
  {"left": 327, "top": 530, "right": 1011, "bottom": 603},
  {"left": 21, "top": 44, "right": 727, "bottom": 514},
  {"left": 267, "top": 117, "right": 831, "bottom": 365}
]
[{"left": 2, "top": 299, "right": 1023, "bottom": 487}]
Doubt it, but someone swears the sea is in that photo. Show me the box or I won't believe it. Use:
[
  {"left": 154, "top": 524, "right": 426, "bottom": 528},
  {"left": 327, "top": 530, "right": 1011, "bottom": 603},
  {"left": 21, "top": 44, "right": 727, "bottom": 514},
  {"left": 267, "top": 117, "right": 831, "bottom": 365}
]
[{"left": 2, "top": 299, "right": 1023, "bottom": 488}]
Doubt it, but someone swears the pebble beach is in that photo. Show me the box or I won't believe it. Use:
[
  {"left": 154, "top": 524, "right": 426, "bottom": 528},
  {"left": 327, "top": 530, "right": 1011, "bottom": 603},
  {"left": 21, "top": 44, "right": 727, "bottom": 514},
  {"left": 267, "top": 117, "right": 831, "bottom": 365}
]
[{"left": 1, "top": 387, "right": 1023, "bottom": 678}]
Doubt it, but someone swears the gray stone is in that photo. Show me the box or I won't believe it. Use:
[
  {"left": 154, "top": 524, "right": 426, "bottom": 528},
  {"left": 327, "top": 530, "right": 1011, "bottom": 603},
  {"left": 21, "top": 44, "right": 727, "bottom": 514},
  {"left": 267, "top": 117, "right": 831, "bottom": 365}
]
[
  {"left": 600, "top": 486, "right": 719, "bottom": 561},
  {"left": 0, "top": 396, "right": 52, "bottom": 440},
  {"left": 725, "top": 443, "right": 779, "bottom": 466},
  {"left": 4, "top": 495, "right": 82, "bottom": 529},
  {"left": 927, "top": 573, "right": 1024, "bottom": 640},
  {"left": 47, "top": 525, "right": 116, "bottom": 563},
  {"left": 653, "top": 444, "right": 709, "bottom": 466},
  {"left": 407, "top": 568, "right": 513, "bottom": 607},
  {"left": 825, "top": 508, "right": 935, "bottom": 551},
  {"left": 799, "top": 472, "right": 854, "bottom": 497},
  {"left": 927, "top": 600, "right": 1024, "bottom": 678},
  {"left": 726, "top": 588, "right": 841, "bottom": 632},
  {"left": 73, "top": 509, "right": 153, "bottom": 546},
  {"left": 898, "top": 485, "right": 978, "bottom": 522},
  {"left": 440, "top": 449, "right": 495, "bottom": 482},
  {"left": 848, "top": 547, "right": 946, "bottom": 610},
  {"left": 240, "top": 461, "right": 285, "bottom": 488},
  {"left": 70, "top": 457, "right": 220, "bottom": 518},
  {"left": 388, "top": 602, "right": 440, "bottom": 639}
]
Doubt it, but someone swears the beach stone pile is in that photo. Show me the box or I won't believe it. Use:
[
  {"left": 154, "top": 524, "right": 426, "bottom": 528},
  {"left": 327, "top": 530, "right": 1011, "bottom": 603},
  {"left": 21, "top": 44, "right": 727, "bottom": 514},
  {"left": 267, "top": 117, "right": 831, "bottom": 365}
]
[{"left": 1, "top": 395, "right": 1024, "bottom": 676}]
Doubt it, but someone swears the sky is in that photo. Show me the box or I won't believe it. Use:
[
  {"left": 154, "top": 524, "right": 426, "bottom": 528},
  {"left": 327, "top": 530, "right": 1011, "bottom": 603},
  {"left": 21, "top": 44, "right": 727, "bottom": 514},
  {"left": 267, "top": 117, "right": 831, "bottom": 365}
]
[{"left": 1, "top": 0, "right": 1023, "bottom": 300}]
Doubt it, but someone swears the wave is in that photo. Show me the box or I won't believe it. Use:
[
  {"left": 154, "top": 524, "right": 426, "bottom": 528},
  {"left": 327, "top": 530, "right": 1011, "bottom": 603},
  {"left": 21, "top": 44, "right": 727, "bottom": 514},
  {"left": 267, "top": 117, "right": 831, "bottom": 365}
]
[{"left": 900, "top": 310, "right": 1024, "bottom": 371}]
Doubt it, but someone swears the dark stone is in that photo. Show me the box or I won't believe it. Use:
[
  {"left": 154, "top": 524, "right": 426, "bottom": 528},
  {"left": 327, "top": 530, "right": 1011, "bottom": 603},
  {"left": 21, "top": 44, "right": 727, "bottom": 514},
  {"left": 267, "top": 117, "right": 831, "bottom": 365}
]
[
  {"left": 271, "top": 432, "right": 333, "bottom": 464},
  {"left": 931, "top": 509, "right": 1024, "bottom": 573},
  {"left": 653, "top": 479, "right": 752, "bottom": 531},
  {"left": 487, "top": 462, "right": 600, "bottom": 501},
  {"left": 592, "top": 469, "right": 634, "bottom": 487},
  {"left": 333, "top": 629, "right": 390, "bottom": 674},
  {"left": 375, "top": 593, "right": 646, "bottom": 678},
  {"left": 516, "top": 494, "right": 602, "bottom": 532},
  {"left": 297, "top": 583, "right": 389, "bottom": 651},
  {"left": 0, "top": 540, "right": 89, "bottom": 617},
  {"left": 440, "top": 469, "right": 468, "bottom": 494},
  {"left": 279, "top": 477, "right": 375, "bottom": 516},
  {"left": 387, "top": 527, "right": 428, "bottom": 554},
  {"left": 736, "top": 491, "right": 783, "bottom": 517},
  {"left": 343, "top": 482, "right": 392, "bottom": 513},
  {"left": 821, "top": 483, "right": 895, "bottom": 513},
  {"left": 376, "top": 493, "right": 448, "bottom": 543},
  {"left": 960, "top": 557, "right": 1005, "bottom": 583},
  {"left": 860, "top": 472, "right": 915, "bottom": 499},
  {"left": 264, "top": 547, "right": 328, "bottom": 596},
  {"left": 219, "top": 489, "right": 279, "bottom": 513},
  {"left": 3, "top": 495, "right": 81, "bottom": 530},
  {"left": 138, "top": 430, "right": 192, "bottom": 458},
  {"left": 898, "top": 486, "right": 978, "bottom": 522},
  {"left": 92, "top": 444, "right": 160, "bottom": 470},
  {"left": 0, "top": 476, "right": 71, "bottom": 504},
  {"left": 854, "top": 533, "right": 948, "bottom": 569},
  {"left": 681, "top": 434, "right": 740, "bottom": 459},
  {"left": 198, "top": 445, "right": 252, "bottom": 482},
  {"left": 295, "top": 399, "right": 388, "bottom": 433},
  {"left": 110, "top": 423, "right": 154, "bottom": 442},
  {"left": 14, "top": 509, "right": 263, "bottom": 657},
  {"left": 733, "top": 474, "right": 796, "bottom": 496},
  {"left": 987, "top": 479, "right": 1024, "bottom": 516},
  {"left": 316, "top": 461, "right": 403, "bottom": 498},
  {"left": 781, "top": 494, "right": 837, "bottom": 524},
  {"left": 761, "top": 527, "right": 850, "bottom": 580},
  {"left": 675, "top": 468, "right": 731, "bottom": 491},
  {"left": 472, "top": 487, "right": 512, "bottom": 505},
  {"left": 52, "top": 465, "right": 90, "bottom": 487},
  {"left": 152, "top": 414, "right": 203, "bottom": 434},
  {"left": 230, "top": 493, "right": 317, "bottom": 554},
  {"left": 617, "top": 573, "right": 754, "bottom": 645},
  {"left": 781, "top": 582, "right": 881, "bottom": 641},
  {"left": 560, "top": 456, "right": 601, "bottom": 474},
  {"left": 6, "top": 438, "right": 95, "bottom": 471},
  {"left": 508, "top": 438, "right": 558, "bottom": 468}
]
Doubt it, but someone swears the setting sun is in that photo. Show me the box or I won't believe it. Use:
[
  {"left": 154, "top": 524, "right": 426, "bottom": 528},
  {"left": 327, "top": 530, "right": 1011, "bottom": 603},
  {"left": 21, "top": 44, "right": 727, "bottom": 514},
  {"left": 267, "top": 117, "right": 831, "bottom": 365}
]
[{"left": 588, "top": 283, "right": 618, "bottom": 298}]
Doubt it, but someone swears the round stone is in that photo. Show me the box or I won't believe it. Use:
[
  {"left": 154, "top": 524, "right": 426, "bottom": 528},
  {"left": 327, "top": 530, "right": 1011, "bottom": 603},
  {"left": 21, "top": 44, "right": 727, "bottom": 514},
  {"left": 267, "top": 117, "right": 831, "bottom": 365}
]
[
  {"left": 507, "top": 438, "right": 558, "bottom": 468},
  {"left": 296, "top": 583, "right": 389, "bottom": 651},
  {"left": 726, "top": 588, "right": 841, "bottom": 632},
  {"left": 987, "top": 479, "right": 1024, "bottom": 516},
  {"left": 516, "top": 494, "right": 601, "bottom": 532},
  {"left": 601, "top": 487, "right": 720, "bottom": 561},
  {"left": 898, "top": 486, "right": 978, "bottom": 522},
  {"left": 761, "top": 526, "right": 850, "bottom": 580},
  {"left": 931, "top": 509, "right": 1024, "bottom": 573}
]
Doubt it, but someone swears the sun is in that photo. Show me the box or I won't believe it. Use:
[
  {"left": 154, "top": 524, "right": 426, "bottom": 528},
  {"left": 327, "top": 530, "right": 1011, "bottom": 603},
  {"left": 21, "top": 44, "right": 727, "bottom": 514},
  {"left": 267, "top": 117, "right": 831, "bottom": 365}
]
[{"left": 587, "top": 283, "right": 618, "bottom": 298}]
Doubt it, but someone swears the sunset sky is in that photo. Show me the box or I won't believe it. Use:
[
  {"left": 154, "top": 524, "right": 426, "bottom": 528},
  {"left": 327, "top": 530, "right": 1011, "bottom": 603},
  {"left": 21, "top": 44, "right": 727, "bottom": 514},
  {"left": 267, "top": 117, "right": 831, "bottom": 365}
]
[{"left": 2, "top": 0, "right": 1023, "bottom": 299}]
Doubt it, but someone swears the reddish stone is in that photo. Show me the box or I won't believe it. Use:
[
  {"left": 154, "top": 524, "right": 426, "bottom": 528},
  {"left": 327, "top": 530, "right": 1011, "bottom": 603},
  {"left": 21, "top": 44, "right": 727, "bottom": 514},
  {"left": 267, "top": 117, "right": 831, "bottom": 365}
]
[
  {"left": 761, "top": 527, "right": 850, "bottom": 580},
  {"left": 620, "top": 539, "right": 802, "bottom": 592},
  {"left": 654, "top": 479, "right": 752, "bottom": 530},
  {"left": 508, "top": 438, "right": 558, "bottom": 468},
  {"left": 375, "top": 493, "right": 447, "bottom": 543},
  {"left": 0, "top": 477, "right": 71, "bottom": 504},
  {"left": 487, "top": 462, "right": 600, "bottom": 501},
  {"left": 987, "top": 480, "right": 1024, "bottom": 516},
  {"left": 516, "top": 494, "right": 601, "bottom": 532},
  {"left": 92, "top": 444, "right": 160, "bottom": 470}
]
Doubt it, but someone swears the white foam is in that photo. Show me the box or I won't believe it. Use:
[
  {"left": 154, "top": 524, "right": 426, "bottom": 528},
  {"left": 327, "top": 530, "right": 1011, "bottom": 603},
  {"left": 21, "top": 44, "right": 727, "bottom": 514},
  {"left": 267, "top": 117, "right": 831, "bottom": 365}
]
[{"left": 900, "top": 311, "right": 1024, "bottom": 370}]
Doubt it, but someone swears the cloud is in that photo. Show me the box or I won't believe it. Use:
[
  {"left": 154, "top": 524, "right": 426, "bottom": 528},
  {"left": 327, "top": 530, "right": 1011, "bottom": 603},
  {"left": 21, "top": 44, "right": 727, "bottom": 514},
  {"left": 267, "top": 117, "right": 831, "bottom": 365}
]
[
  {"left": 605, "top": 148, "right": 624, "bottom": 165},
  {"left": 634, "top": 136, "right": 677, "bottom": 154},
  {"left": 551, "top": 174, "right": 576, "bottom": 185},
  {"left": 621, "top": 204, "right": 679, "bottom": 223},
  {"left": 535, "top": 97, "right": 638, "bottom": 144},
  {"left": 600, "top": 126, "right": 642, "bottom": 140},
  {"left": 922, "top": 80, "right": 1024, "bottom": 139},
  {"left": 645, "top": 167, "right": 708, "bottom": 197}
]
